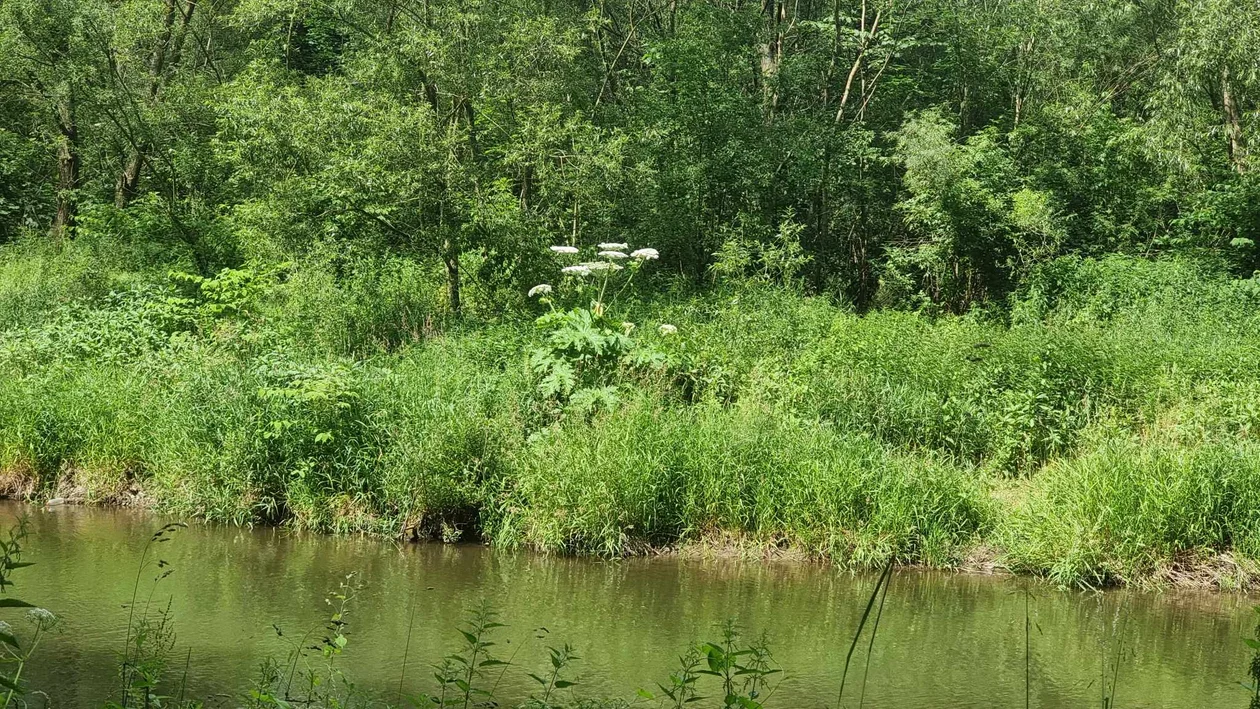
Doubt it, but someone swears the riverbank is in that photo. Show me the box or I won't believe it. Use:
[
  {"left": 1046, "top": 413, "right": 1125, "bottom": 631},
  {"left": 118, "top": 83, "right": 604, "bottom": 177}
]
[{"left": 5, "top": 244, "right": 1260, "bottom": 589}]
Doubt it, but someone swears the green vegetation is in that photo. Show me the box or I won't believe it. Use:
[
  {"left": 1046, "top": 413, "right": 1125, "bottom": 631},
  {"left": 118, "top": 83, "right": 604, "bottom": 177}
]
[
  {"left": 2, "top": 0, "right": 1260, "bottom": 588},
  {"left": 6, "top": 250, "right": 1260, "bottom": 588}
]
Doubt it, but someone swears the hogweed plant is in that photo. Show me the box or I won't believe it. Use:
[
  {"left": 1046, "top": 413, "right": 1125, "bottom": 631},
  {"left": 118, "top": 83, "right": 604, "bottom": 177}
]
[
  {"left": 528, "top": 242, "right": 670, "bottom": 419},
  {"left": 0, "top": 608, "right": 58, "bottom": 708}
]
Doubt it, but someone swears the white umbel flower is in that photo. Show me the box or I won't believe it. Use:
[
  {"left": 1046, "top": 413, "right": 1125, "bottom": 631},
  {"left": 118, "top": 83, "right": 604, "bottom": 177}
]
[
  {"left": 528, "top": 284, "right": 552, "bottom": 297},
  {"left": 658, "top": 324, "right": 678, "bottom": 335},
  {"left": 550, "top": 245, "right": 579, "bottom": 254},
  {"left": 26, "top": 608, "right": 56, "bottom": 629},
  {"left": 561, "top": 265, "right": 592, "bottom": 276},
  {"left": 598, "top": 250, "right": 629, "bottom": 259},
  {"left": 598, "top": 242, "right": 630, "bottom": 250},
  {"left": 631, "top": 248, "right": 659, "bottom": 260},
  {"left": 582, "top": 261, "right": 623, "bottom": 271}
]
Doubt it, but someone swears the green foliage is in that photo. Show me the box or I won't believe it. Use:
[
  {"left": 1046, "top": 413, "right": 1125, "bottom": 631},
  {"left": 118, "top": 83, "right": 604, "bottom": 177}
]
[
  {"left": 0, "top": 520, "right": 52, "bottom": 708},
  {"left": 0, "top": 0, "right": 1258, "bottom": 590},
  {"left": 1001, "top": 442, "right": 1260, "bottom": 587},
  {"left": 711, "top": 211, "right": 812, "bottom": 289},
  {"left": 19, "top": 235, "right": 1260, "bottom": 585},
  {"left": 0, "top": 237, "right": 115, "bottom": 329},
  {"left": 111, "top": 523, "right": 194, "bottom": 709},
  {"left": 889, "top": 110, "right": 1020, "bottom": 310},
  {"left": 526, "top": 241, "right": 665, "bottom": 419},
  {"left": 1245, "top": 607, "right": 1260, "bottom": 709},
  {"left": 492, "top": 398, "right": 988, "bottom": 565},
  {"left": 248, "top": 574, "right": 363, "bottom": 709},
  {"left": 0, "top": 0, "right": 1256, "bottom": 310},
  {"left": 402, "top": 601, "right": 513, "bottom": 709},
  {"left": 525, "top": 643, "right": 581, "bottom": 709},
  {"left": 264, "top": 252, "right": 444, "bottom": 356}
]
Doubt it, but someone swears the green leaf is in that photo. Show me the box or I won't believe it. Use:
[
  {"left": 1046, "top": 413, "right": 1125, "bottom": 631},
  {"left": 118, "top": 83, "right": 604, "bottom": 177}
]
[
  {"left": 0, "top": 599, "right": 34, "bottom": 608},
  {"left": 0, "top": 632, "right": 19, "bottom": 649}
]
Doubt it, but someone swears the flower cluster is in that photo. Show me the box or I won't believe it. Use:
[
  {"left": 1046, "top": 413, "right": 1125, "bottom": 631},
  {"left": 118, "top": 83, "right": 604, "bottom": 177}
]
[
  {"left": 532, "top": 241, "right": 660, "bottom": 291},
  {"left": 530, "top": 241, "right": 661, "bottom": 302},
  {"left": 529, "top": 239, "right": 677, "bottom": 340},
  {"left": 27, "top": 607, "right": 57, "bottom": 630},
  {"left": 526, "top": 240, "right": 679, "bottom": 414}
]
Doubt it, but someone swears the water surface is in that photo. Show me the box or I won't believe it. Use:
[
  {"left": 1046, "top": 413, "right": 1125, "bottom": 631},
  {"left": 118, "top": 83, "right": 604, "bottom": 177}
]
[{"left": 11, "top": 503, "right": 1254, "bottom": 707}]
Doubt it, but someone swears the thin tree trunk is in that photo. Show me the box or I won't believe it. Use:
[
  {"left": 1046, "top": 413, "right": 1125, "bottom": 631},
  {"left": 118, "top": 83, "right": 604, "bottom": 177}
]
[
  {"left": 116, "top": 155, "right": 144, "bottom": 208},
  {"left": 1223, "top": 66, "right": 1248, "bottom": 173},
  {"left": 116, "top": 0, "right": 197, "bottom": 207},
  {"left": 53, "top": 95, "right": 80, "bottom": 242},
  {"left": 444, "top": 233, "right": 462, "bottom": 315}
]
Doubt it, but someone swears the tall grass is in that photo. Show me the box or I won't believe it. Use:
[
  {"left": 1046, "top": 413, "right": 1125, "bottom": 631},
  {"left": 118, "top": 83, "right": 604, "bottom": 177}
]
[
  {"left": 1001, "top": 441, "right": 1260, "bottom": 587},
  {"left": 7, "top": 247, "right": 1260, "bottom": 584},
  {"left": 492, "top": 397, "right": 988, "bottom": 566}
]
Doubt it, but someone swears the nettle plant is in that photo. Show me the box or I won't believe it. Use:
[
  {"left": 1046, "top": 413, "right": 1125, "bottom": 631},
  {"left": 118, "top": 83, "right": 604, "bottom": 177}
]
[{"left": 527, "top": 242, "right": 672, "bottom": 418}]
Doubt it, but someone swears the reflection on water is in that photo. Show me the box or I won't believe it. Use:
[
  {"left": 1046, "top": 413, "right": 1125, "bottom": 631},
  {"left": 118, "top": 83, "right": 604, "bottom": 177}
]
[{"left": 11, "top": 502, "right": 1254, "bottom": 708}]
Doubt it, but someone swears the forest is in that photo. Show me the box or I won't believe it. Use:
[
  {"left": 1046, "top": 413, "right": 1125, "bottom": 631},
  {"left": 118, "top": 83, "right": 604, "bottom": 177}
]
[{"left": 1, "top": 0, "right": 1260, "bottom": 589}]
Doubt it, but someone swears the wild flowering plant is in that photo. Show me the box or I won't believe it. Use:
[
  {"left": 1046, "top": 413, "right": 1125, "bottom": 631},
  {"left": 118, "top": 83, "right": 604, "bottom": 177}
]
[{"left": 527, "top": 241, "right": 671, "bottom": 419}]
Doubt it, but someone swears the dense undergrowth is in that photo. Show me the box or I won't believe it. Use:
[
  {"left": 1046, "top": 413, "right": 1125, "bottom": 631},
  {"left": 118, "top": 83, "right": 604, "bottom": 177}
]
[{"left": 4, "top": 237, "right": 1260, "bottom": 588}]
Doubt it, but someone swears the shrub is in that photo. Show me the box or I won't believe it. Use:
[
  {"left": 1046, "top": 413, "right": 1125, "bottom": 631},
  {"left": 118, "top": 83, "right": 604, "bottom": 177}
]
[{"left": 264, "top": 251, "right": 445, "bottom": 356}]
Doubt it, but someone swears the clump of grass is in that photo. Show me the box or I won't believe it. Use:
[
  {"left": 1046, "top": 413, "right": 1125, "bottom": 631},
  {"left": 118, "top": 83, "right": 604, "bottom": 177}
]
[
  {"left": 0, "top": 238, "right": 111, "bottom": 330},
  {"left": 369, "top": 336, "right": 529, "bottom": 539},
  {"left": 0, "top": 361, "right": 154, "bottom": 500},
  {"left": 263, "top": 251, "right": 447, "bottom": 357},
  {"left": 492, "top": 397, "right": 990, "bottom": 566},
  {"left": 999, "top": 441, "right": 1260, "bottom": 587}
]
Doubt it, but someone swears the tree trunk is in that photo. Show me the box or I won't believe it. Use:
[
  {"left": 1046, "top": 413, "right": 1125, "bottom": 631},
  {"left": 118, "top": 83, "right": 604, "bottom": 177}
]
[
  {"left": 115, "top": 0, "right": 197, "bottom": 207},
  {"left": 52, "top": 96, "right": 80, "bottom": 242},
  {"left": 444, "top": 233, "right": 462, "bottom": 315},
  {"left": 1223, "top": 66, "right": 1248, "bottom": 174},
  {"left": 116, "top": 154, "right": 144, "bottom": 208}
]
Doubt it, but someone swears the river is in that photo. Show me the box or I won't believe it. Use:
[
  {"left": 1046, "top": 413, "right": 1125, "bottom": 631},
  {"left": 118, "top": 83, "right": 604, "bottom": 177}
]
[{"left": 8, "top": 502, "right": 1254, "bottom": 707}]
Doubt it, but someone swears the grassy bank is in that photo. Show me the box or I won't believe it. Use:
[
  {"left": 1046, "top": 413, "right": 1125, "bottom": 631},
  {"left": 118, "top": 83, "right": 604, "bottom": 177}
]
[{"left": 4, "top": 238, "right": 1260, "bottom": 587}]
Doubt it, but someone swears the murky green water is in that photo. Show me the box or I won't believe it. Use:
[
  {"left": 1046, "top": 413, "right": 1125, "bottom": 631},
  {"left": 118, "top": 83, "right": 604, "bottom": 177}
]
[{"left": 10, "top": 502, "right": 1255, "bottom": 707}]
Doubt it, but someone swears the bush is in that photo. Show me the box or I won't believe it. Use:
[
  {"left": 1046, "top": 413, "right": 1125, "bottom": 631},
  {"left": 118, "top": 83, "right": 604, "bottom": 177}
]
[{"left": 264, "top": 251, "right": 446, "bottom": 356}]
